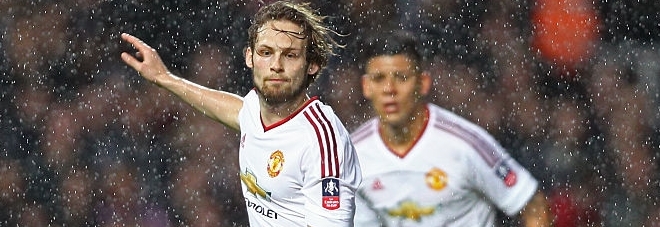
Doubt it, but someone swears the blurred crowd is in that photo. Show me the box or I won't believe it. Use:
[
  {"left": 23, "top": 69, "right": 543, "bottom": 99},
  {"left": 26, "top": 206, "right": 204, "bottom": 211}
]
[{"left": 1, "top": 0, "right": 659, "bottom": 226}]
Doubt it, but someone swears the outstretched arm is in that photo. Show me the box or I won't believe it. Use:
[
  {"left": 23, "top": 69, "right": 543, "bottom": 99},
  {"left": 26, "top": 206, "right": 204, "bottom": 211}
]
[
  {"left": 520, "top": 191, "right": 552, "bottom": 227},
  {"left": 120, "top": 33, "right": 242, "bottom": 130}
]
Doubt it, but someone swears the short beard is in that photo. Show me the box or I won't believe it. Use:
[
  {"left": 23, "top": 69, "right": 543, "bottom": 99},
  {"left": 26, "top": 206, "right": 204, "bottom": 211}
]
[{"left": 255, "top": 76, "right": 310, "bottom": 106}]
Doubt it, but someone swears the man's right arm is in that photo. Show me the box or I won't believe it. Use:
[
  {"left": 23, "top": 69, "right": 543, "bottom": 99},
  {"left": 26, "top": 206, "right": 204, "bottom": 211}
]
[{"left": 120, "top": 33, "right": 242, "bottom": 130}]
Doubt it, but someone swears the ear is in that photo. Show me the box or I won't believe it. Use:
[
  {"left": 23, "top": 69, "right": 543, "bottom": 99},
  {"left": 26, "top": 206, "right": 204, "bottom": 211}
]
[
  {"left": 419, "top": 71, "right": 432, "bottom": 96},
  {"left": 361, "top": 74, "right": 373, "bottom": 100},
  {"left": 245, "top": 47, "right": 253, "bottom": 68},
  {"left": 307, "top": 63, "right": 320, "bottom": 75}
]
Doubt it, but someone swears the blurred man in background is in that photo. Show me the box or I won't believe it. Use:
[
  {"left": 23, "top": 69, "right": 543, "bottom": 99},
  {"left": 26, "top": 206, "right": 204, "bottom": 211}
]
[{"left": 350, "top": 30, "right": 551, "bottom": 227}]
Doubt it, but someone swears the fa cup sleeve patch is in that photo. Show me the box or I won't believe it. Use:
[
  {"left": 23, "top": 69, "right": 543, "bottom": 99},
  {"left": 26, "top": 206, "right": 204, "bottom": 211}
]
[
  {"left": 322, "top": 178, "right": 340, "bottom": 210},
  {"left": 495, "top": 162, "right": 517, "bottom": 187}
]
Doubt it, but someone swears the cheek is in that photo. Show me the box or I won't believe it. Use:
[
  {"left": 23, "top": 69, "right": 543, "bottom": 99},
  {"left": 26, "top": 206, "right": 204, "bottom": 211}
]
[
  {"left": 403, "top": 86, "right": 422, "bottom": 100},
  {"left": 251, "top": 57, "right": 269, "bottom": 69},
  {"left": 251, "top": 53, "right": 275, "bottom": 68}
]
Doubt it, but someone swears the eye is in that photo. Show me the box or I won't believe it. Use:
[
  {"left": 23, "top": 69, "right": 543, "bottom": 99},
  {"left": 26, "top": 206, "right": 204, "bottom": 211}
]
[
  {"left": 368, "top": 74, "right": 385, "bottom": 82},
  {"left": 394, "top": 72, "right": 410, "bottom": 82},
  {"left": 257, "top": 49, "right": 271, "bottom": 57},
  {"left": 285, "top": 52, "right": 300, "bottom": 59}
]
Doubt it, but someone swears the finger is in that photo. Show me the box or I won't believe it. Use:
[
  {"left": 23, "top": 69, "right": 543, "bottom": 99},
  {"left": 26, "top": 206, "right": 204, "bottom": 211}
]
[
  {"left": 120, "top": 52, "right": 142, "bottom": 70},
  {"left": 121, "top": 33, "right": 152, "bottom": 56}
]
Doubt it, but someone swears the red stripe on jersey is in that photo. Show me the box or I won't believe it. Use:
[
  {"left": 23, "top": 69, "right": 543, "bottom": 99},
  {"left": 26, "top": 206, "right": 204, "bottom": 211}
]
[
  {"left": 433, "top": 118, "right": 502, "bottom": 167},
  {"left": 304, "top": 104, "right": 339, "bottom": 178},
  {"left": 314, "top": 104, "right": 339, "bottom": 178},
  {"left": 308, "top": 105, "right": 336, "bottom": 178},
  {"left": 309, "top": 107, "right": 333, "bottom": 177},
  {"left": 304, "top": 111, "right": 327, "bottom": 177}
]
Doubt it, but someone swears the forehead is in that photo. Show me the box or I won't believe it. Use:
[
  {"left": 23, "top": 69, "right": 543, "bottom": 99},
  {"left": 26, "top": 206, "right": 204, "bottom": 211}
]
[
  {"left": 366, "top": 54, "right": 416, "bottom": 73},
  {"left": 255, "top": 20, "right": 306, "bottom": 48}
]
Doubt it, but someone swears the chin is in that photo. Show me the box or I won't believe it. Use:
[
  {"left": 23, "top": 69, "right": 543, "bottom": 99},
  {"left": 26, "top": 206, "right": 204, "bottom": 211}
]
[{"left": 381, "top": 114, "right": 404, "bottom": 124}]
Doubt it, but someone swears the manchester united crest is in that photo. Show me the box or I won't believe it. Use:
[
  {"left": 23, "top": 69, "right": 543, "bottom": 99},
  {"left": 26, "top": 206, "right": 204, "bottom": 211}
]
[
  {"left": 267, "top": 150, "right": 285, "bottom": 177},
  {"left": 425, "top": 167, "right": 448, "bottom": 191}
]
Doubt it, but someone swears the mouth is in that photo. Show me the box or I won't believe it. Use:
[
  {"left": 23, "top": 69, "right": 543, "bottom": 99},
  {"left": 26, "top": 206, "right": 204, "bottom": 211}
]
[
  {"left": 382, "top": 102, "right": 398, "bottom": 114},
  {"left": 265, "top": 77, "right": 288, "bottom": 84}
]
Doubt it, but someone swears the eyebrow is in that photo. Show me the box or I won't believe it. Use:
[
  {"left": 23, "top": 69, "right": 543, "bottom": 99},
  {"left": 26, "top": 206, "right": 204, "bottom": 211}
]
[{"left": 364, "top": 72, "right": 385, "bottom": 78}]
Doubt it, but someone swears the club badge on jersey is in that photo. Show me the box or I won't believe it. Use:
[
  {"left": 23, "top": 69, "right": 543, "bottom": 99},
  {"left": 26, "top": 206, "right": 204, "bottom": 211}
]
[
  {"left": 267, "top": 150, "right": 285, "bottom": 177},
  {"left": 425, "top": 167, "right": 448, "bottom": 191},
  {"left": 322, "top": 178, "right": 340, "bottom": 210}
]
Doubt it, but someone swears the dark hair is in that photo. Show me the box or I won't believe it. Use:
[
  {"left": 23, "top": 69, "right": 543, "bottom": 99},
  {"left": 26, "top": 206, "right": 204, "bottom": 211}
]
[
  {"left": 356, "top": 30, "right": 422, "bottom": 72},
  {"left": 247, "top": 1, "right": 340, "bottom": 79}
]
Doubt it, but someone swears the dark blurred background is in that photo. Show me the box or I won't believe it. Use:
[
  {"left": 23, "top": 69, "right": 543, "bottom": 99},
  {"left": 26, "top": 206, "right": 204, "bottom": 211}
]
[{"left": 1, "top": 0, "right": 659, "bottom": 226}]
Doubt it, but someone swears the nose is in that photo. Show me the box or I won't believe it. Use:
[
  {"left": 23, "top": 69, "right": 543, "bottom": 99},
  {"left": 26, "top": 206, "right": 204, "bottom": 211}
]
[
  {"left": 382, "top": 76, "right": 396, "bottom": 94},
  {"left": 270, "top": 54, "right": 284, "bottom": 73}
]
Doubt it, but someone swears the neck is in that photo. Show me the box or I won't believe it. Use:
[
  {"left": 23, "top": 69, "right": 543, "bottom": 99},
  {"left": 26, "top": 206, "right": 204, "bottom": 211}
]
[
  {"left": 260, "top": 94, "right": 309, "bottom": 126},
  {"left": 380, "top": 104, "right": 428, "bottom": 152}
]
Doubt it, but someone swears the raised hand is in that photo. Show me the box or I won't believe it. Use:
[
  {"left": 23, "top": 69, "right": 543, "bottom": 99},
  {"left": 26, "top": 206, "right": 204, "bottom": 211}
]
[{"left": 120, "top": 33, "right": 172, "bottom": 84}]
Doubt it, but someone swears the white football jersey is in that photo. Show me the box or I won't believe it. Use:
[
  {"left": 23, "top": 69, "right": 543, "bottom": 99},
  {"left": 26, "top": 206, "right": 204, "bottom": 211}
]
[
  {"left": 351, "top": 104, "right": 538, "bottom": 227},
  {"left": 238, "top": 90, "right": 362, "bottom": 227}
]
